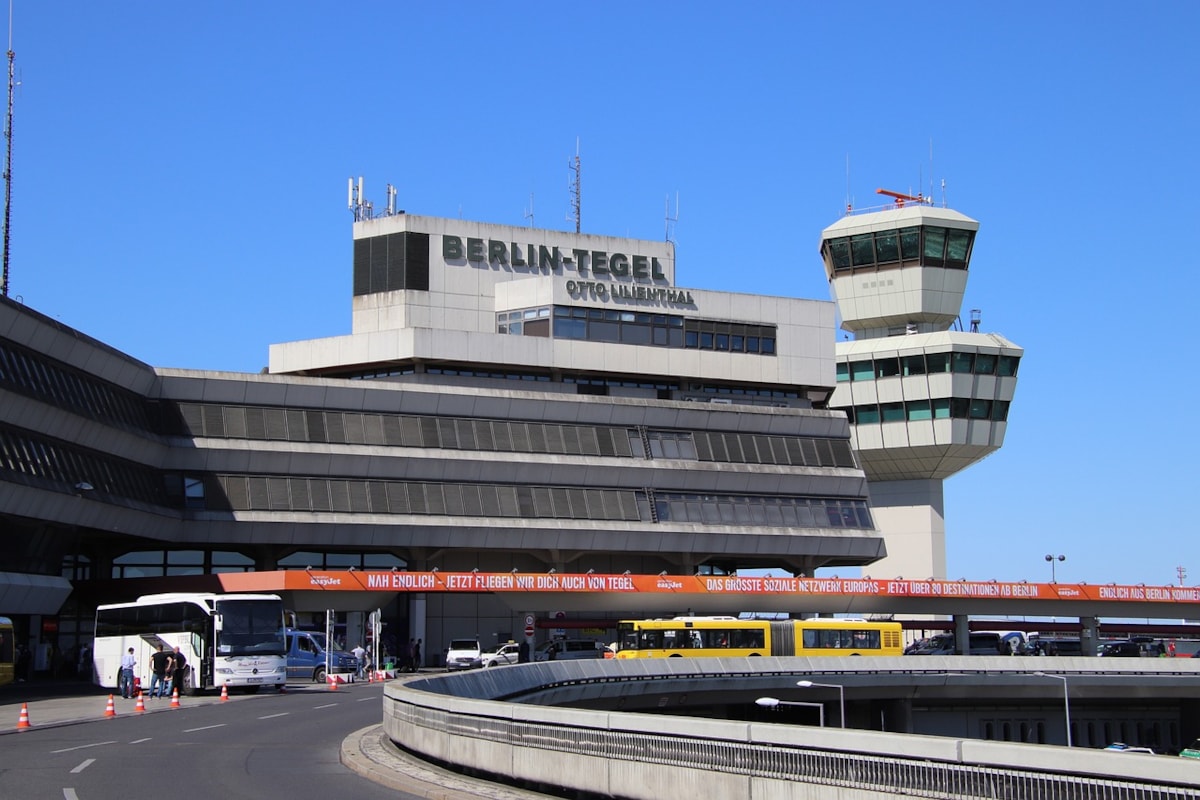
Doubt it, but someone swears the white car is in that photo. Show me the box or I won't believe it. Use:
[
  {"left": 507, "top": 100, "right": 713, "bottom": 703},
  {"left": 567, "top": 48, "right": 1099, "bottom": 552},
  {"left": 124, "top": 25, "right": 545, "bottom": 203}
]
[{"left": 482, "top": 642, "right": 520, "bottom": 667}]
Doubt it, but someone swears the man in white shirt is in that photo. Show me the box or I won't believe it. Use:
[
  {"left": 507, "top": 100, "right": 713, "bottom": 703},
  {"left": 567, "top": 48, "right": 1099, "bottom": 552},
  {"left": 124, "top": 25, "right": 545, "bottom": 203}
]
[
  {"left": 352, "top": 643, "right": 367, "bottom": 678},
  {"left": 119, "top": 647, "right": 137, "bottom": 698}
]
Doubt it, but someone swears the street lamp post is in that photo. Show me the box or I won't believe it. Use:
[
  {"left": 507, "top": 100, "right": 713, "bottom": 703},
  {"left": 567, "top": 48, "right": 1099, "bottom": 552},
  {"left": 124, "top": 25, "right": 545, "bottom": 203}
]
[
  {"left": 796, "top": 679, "right": 845, "bottom": 728},
  {"left": 1034, "top": 671, "right": 1072, "bottom": 747},
  {"left": 755, "top": 697, "right": 825, "bottom": 727},
  {"left": 1044, "top": 554, "right": 1065, "bottom": 582}
]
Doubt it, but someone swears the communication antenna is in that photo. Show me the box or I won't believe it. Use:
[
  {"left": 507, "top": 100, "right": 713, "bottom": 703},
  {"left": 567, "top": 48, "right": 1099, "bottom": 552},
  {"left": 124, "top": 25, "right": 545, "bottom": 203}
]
[
  {"left": 844, "top": 153, "right": 852, "bottom": 214},
  {"left": 969, "top": 308, "right": 981, "bottom": 333},
  {"left": 347, "top": 176, "right": 374, "bottom": 221},
  {"left": 1, "top": 0, "right": 15, "bottom": 298},
  {"left": 567, "top": 138, "right": 581, "bottom": 233},
  {"left": 664, "top": 192, "right": 679, "bottom": 243},
  {"left": 385, "top": 183, "right": 396, "bottom": 216},
  {"left": 524, "top": 192, "right": 535, "bottom": 228}
]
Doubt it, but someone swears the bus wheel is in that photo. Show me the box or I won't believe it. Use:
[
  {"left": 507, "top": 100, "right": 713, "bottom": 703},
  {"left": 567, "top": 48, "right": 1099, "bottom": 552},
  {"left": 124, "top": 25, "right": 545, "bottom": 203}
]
[
  {"left": 182, "top": 669, "right": 198, "bottom": 696},
  {"left": 314, "top": 666, "right": 326, "bottom": 683}
]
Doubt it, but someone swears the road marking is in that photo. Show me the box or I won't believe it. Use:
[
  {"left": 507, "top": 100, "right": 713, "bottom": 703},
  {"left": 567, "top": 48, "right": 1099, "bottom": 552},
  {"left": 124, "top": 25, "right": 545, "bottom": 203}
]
[
  {"left": 52, "top": 741, "right": 116, "bottom": 754},
  {"left": 130, "top": 737, "right": 152, "bottom": 744},
  {"left": 312, "top": 703, "right": 338, "bottom": 709},
  {"left": 70, "top": 759, "right": 95, "bottom": 774},
  {"left": 356, "top": 697, "right": 375, "bottom": 702},
  {"left": 63, "top": 789, "right": 80, "bottom": 800},
  {"left": 257, "top": 712, "right": 289, "bottom": 719},
  {"left": 182, "top": 724, "right": 227, "bottom": 733}
]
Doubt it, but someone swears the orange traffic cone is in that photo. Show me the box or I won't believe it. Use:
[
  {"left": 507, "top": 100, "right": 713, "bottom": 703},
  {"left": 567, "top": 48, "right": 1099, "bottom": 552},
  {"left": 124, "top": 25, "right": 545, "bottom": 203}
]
[
  {"left": 104, "top": 694, "right": 116, "bottom": 718},
  {"left": 16, "top": 702, "right": 31, "bottom": 730},
  {"left": 170, "top": 688, "right": 181, "bottom": 708},
  {"left": 328, "top": 675, "right": 338, "bottom": 691},
  {"left": 134, "top": 692, "right": 146, "bottom": 713},
  {"left": 220, "top": 684, "right": 229, "bottom": 702}
]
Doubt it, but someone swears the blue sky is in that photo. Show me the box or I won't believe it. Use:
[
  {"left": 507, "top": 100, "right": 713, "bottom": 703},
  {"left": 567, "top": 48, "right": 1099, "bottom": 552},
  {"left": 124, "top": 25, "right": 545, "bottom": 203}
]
[{"left": 6, "top": 3, "right": 1198, "bottom": 588}]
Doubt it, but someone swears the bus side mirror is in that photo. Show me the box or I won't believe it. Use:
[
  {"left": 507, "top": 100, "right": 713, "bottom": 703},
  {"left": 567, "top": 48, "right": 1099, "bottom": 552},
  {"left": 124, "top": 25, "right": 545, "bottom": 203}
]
[{"left": 214, "top": 614, "right": 223, "bottom": 632}]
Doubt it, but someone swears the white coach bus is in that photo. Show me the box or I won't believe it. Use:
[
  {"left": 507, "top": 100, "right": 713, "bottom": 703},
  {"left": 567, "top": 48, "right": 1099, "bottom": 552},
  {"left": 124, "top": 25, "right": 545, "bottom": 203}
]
[{"left": 94, "top": 593, "right": 287, "bottom": 694}]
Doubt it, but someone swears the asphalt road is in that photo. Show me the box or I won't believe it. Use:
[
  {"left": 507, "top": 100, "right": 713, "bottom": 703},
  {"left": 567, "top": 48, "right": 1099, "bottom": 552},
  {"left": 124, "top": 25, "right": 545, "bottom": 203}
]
[{"left": 0, "top": 682, "right": 425, "bottom": 800}]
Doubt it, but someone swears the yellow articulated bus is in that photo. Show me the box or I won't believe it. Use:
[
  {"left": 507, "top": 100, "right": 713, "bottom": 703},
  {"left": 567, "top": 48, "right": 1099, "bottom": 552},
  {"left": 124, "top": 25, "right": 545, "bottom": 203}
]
[{"left": 615, "top": 616, "right": 903, "bottom": 658}]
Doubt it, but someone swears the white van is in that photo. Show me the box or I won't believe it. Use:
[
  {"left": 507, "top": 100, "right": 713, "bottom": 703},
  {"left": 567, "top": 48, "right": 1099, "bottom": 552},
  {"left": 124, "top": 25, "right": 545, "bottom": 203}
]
[
  {"left": 445, "top": 638, "right": 482, "bottom": 670},
  {"left": 531, "top": 639, "right": 606, "bottom": 662}
]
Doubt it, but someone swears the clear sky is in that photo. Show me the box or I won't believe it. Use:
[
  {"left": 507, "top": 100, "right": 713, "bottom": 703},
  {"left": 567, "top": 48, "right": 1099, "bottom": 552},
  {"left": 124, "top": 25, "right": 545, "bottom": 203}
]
[{"left": 6, "top": 3, "right": 1198, "bottom": 589}]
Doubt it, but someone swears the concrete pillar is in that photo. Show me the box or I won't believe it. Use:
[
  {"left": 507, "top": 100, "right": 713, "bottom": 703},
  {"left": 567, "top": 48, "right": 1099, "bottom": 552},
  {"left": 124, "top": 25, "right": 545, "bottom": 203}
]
[
  {"left": 1079, "top": 616, "right": 1100, "bottom": 656},
  {"left": 953, "top": 615, "right": 970, "bottom": 655}
]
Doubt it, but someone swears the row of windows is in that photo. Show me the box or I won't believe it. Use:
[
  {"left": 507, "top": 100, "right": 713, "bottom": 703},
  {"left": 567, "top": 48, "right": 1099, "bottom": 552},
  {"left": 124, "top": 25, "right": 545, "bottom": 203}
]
[
  {"left": 837, "top": 352, "right": 1020, "bottom": 382},
  {"left": 175, "top": 404, "right": 637, "bottom": 458},
  {"left": 0, "top": 340, "right": 151, "bottom": 431},
  {"left": 208, "top": 474, "right": 870, "bottom": 529},
  {"left": 111, "top": 549, "right": 256, "bottom": 579},
  {"left": 837, "top": 398, "right": 1011, "bottom": 424},
  {"left": 497, "top": 305, "right": 778, "bottom": 355},
  {"left": 0, "top": 423, "right": 164, "bottom": 505},
  {"left": 653, "top": 494, "right": 872, "bottom": 529},
  {"left": 175, "top": 403, "right": 853, "bottom": 467},
  {"left": 213, "top": 475, "right": 647, "bottom": 520},
  {"left": 822, "top": 224, "right": 975, "bottom": 272}
]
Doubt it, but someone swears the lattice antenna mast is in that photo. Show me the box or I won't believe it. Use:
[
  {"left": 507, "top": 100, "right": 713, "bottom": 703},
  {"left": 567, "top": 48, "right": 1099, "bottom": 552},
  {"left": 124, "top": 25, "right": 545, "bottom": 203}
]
[
  {"left": 567, "top": 138, "right": 581, "bottom": 233},
  {"left": 664, "top": 192, "right": 679, "bottom": 243},
  {"left": 1, "top": 1, "right": 14, "bottom": 298}
]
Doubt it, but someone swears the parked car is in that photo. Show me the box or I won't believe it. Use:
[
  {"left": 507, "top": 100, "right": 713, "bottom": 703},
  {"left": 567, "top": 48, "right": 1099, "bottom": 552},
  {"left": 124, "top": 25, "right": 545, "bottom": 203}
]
[
  {"left": 481, "top": 642, "right": 520, "bottom": 668},
  {"left": 531, "top": 639, "right": 606, "bottom": 662},
  {"left": 1180, "top": 739, "right": 1200, "bottom": 758},
  {"left": 1104, "top": 743, "right": 1156, "bottom": 754},
  {"left": 445, "top": 638, "right": 483, "bottom": 671},
  {"left": 905, "top": 633, "right": 1007, "bottom": 656},
  {"left": 285, "top": 629, "right": 358, "bottom": 683}
]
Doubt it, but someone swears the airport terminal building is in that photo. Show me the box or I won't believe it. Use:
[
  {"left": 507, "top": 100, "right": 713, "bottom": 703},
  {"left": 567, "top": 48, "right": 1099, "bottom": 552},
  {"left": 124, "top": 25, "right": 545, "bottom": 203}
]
[{"left": 1, "top": 202, "right": 929, "bottom": 665}]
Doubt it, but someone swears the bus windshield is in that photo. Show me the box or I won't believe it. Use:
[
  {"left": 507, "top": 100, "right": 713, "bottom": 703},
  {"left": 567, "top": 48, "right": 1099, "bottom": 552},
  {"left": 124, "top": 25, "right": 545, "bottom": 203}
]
[{"left": 214, "top": 599, "right": 286, "bottom": 657}]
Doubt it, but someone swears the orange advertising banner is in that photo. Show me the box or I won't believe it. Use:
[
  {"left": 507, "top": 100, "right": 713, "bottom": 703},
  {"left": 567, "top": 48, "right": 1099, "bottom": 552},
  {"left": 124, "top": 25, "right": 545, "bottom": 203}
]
[{"left": 217, "top": 571, "right": 1200, "bottom": 605}]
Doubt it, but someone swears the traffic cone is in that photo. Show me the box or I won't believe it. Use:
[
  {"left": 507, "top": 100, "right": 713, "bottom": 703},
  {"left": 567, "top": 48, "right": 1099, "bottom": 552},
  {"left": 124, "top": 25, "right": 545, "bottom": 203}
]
[
  {"left": 134, "top": 692, "right": 146, "bottom": 713},
  {"left": 16, "top": 702, "right": 31, "bottom": 730},
  {"left": 170, "top": 688, "right": 181, "bottom": 708},
  {"left": 328, "top": 675, "right": 338, "bottom": 691},
  {"left": 220, "top": 684, "right": 229, "bottom": 702},
  {"left": 104, "top": 694, "right": 116, "bottom": 718}
]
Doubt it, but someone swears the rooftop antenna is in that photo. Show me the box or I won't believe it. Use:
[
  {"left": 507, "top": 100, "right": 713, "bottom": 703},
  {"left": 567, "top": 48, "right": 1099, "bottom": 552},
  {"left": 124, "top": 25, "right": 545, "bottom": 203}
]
[
  {"left": 524, "top": 192, "right": 535, "bottom": 228},
  {"left": 385, "top": 183, "right": 396, "bottom": 216},
  {"left": 347, "top": 176, "right": 373, "bottom": 221},
  {"left": 844, "top": 153, "right": 852, "bottom": 214},
  {"left": 1, "top": 0, "right": 14, "bottom": 298},
  {"left": 567, "top": 138, "right": 581, "bottom": 233},
  {"left": 969, "top": 308, "right": 981, "bottom": 333},
  {"left": 664, "top": 192, "right": 679, "bottom": 243}
]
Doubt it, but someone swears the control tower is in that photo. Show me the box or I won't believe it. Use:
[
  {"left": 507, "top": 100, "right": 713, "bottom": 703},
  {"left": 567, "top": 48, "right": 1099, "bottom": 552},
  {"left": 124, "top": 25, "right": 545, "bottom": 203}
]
[{"left": 818, "top": 189, "right": 1023, "bottom": 580}]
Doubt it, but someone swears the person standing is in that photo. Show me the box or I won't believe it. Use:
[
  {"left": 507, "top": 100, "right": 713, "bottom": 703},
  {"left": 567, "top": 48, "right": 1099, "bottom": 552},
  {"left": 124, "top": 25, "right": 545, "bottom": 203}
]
[
  {"left": 167, "top": 646, "right": 187, "bottom": 695},
  {"left": 118, "top": 647, "right": 137, "bottom": 699},
  {"left": 351, "top": 643, "right": 366, "bottom": 678},
  {"left": 412, "top": 639, "right": 422, "bottom": 671},
  {"left": 149, "top": 644, "right": 171, "bottom": 698}
]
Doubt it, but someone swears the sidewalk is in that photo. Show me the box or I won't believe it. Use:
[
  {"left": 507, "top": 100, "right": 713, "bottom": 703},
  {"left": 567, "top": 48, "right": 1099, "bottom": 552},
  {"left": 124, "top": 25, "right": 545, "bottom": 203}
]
[{"left": 0, "top": 680, "right": 287, "bottom": 733}]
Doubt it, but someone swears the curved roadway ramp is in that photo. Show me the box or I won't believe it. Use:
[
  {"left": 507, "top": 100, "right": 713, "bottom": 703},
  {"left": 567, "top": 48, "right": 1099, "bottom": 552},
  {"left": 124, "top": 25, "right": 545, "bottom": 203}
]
[
  {"left": 343, "top": 724, "right": 557, "bottom": 800},
  {"left": 348, "top": 657, "right": 1200, "bottom": 800}
]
